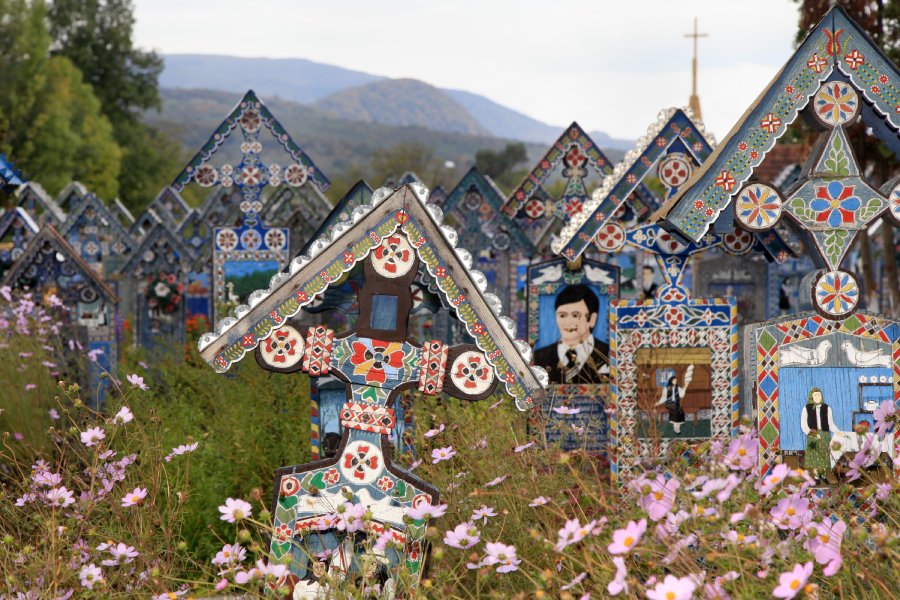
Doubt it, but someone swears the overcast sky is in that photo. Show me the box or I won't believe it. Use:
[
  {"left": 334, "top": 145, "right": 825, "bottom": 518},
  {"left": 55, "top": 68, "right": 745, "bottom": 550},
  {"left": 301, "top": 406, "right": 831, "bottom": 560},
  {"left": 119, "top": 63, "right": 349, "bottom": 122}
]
[{"left": 133, "top": 0, "right": 802, "bottom": 140}]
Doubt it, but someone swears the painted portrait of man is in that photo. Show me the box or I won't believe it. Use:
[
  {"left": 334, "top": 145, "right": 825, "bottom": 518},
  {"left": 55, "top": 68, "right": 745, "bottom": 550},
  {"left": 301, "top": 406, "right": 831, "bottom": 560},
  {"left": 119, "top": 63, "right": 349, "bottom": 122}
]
[{"left": 533, "top": 284, "right": 610, "bottom": 384}]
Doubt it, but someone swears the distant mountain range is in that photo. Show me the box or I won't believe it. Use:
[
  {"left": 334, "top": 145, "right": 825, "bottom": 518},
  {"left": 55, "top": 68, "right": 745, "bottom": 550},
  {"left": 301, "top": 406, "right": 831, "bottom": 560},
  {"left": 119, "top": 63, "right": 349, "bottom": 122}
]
[{"left": 159, "top": 54, "right": 634, "bottom": 149}]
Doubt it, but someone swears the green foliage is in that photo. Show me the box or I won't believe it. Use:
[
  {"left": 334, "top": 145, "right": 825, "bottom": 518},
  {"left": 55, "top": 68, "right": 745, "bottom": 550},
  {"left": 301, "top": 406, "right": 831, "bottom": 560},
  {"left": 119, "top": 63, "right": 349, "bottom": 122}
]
[{"left": 474, "top": 142, "right": 527, "bottom": 188}]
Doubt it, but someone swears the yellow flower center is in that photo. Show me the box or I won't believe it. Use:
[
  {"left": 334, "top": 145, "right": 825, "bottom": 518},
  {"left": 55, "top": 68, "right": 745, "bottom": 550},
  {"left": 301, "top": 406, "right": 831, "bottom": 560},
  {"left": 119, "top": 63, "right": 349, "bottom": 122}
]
[
  {"left": 737, "top": 534, "right": 745, "bottom": 542},
  {"left": 653, "top": 492, "right": 663, "bottom": 501},
  {"left": 666, "top": 592, "right": 676, "bottom": 600},
  {"left": 624, "top": 536, "right": 634, "bottom": 547},
  {"left": 830, "top": 198, "right": 841, "bottom": 209},
  {"left": 790, "top": 579, "right": 801, "bottom": 591},
  {"left": 738, "top": 448, "right": 746, "bottom": 456},
  {"left": 787, "top": 507, "right": 795, "bottom": 516},
  {"left": 820, "top": 535, "right": 830, "bottom": 544},
  {"left": 770, "top": 476, "right": 780, "bottom": 484}
]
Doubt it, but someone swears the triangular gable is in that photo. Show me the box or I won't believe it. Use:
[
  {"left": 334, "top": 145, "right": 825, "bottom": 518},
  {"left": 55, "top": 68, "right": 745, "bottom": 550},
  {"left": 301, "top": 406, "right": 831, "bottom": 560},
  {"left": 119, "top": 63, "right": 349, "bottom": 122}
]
[
  {"left": 58, "top": 193, "right": 133, "bottom": 262},
  {"left": 198, "top": 184, "right": 547, "bottom": 409},
  {"left": 442, "top": 167, "right": 534, "bottom": 254},
  {"left": 56, "top": 181, "right": 89, "bottom": 213},
  {"left": 0, "top": 154, "right": 25, "bottom": 189},
  {"left": 0, "top": 207, "right": 39, "bottom": 276},
  {"left": 429, "top": 185, "right": 448, "bottom": 207},
  {"left": 170, "top": 90, "right": 330, "bottom": 197},
  {"left": 148, "top": 186, "right": 190, "bottom": 227},
  {"left": 554, "top": 108, "right": 716, "bottom": 258},
  {"left": 120, "top": 220, "right": 192, "bottom": 277},
  {"left": 129, "top": 209, "right": 163, "bottom": 241},
  {"left": 177, "top": 209, "right": 212, "bottom": 259},
  {"left": 655, "top": 6, "right": 900, "bottom": 243},
  {"left": 260, "top": 182, "right": 332, "bottom": 229},
  {"left": 110, "top": 198, "right": 135, "bottom": 227},
  {"left": 0, "top": 207, "right": 39, "bottom": 241},
  {"left": 2, "top": 225, "right": 117, "bottom": 304},
  {"left": 298, "top": 180, "right": 373, "bottom": 257},
  {"left": 15, "top": 182, "right": 66, "bottom": 225}
]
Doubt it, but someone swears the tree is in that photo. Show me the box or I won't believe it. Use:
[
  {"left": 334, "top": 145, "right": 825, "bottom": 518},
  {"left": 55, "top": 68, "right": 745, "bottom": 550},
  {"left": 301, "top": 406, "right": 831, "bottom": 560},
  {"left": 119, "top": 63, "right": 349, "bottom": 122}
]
[
  {"left": 474, "top": 143, "right": 527, "bottom": 187},
  {"left": 0, "top": 0, "right": 121, "bottom": 198},
  {"left": 48, "top": 0, "right": 183, "bottom": 210}
]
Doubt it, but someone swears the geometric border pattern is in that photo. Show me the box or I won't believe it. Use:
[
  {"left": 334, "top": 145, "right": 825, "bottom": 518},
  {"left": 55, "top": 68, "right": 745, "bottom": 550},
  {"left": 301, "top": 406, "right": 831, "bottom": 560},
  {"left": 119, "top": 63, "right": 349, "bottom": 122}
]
[{"left": 609, "top": 295, "right": 739, "bottom": 483}]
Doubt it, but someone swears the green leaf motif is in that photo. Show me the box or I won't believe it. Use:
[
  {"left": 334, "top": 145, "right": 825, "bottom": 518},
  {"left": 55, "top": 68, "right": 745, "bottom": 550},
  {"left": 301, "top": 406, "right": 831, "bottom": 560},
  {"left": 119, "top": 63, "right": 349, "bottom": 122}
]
[
  {"left": 823, "top": 135, "right": 850, "bottom": 176},
  {"left": 858, "top": 197, "right": 885, "bottom": 223},
  {"left": 275, "top": 503, "right": 294, "bottom": 527},
  {"left": 823, "top": 228, "right": 849, "bottom": 267},
  {"left": 788, "top": 197, "right": 816, "bottom": 222}
]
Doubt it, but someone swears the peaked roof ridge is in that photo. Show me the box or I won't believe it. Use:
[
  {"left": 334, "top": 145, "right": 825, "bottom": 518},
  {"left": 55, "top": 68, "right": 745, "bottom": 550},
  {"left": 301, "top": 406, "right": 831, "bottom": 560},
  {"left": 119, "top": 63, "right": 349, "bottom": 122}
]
[
  {"left": 3, "top": 224, "right": 118, "bottom": 303},
  {"left": 298, "top": 179, "right": 374, "bottom": 257},
  {"left": 444, "top": 167, "right": 506, "bottom": 210},
  {"left": 0, "top": 153, "right": 25, "bottom": 189},
  {"left": 502, "top": 120, "right": 614, "bottom": 214},
  {"left": 653, "top": 6, "right": 900, "bottom": 242},
  {"left": 120, "top": 219, "right": 192, "bottom": 276},
  {"left": 170, "top": 89, "right": 331, "bottom": 194},
  {"left": 15, "top": 182, "right": 66, "bottom": 223},
  {"left": 0, "top": 206, "right": 39, "bottom": 237},
  {"left": 554, "top": 106, "right": 715, "bottom": 256},
  {"left": 198, "top": 183, "right": 547, "bottom": 408},
  {"left": 58, "top": 192, "right": 133, "bottom": 249}
]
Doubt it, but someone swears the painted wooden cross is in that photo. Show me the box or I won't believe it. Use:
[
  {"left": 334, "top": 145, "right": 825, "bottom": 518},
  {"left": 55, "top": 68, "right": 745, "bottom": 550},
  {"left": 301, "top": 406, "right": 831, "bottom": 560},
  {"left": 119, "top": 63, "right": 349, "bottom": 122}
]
[{"left": 198, "top": 184, "right": 545, "bottom": 596}]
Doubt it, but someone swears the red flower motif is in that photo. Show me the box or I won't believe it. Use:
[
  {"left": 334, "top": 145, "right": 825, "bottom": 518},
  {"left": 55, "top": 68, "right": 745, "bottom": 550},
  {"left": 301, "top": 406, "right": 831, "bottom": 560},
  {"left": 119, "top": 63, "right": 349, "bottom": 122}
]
[
  {"left": 242, "top": 334, "right": 255, "bottom": 348},
  {"left": 343, "top": 252, "right": 354, "bottom": 264},
  {"left": 274, "top": 523, "right": 292, "bottom": 542},
  {"left": 872, "top": 85, "right": 881, "bottom": 95},
  {"left": 323, "top": 468, "right": 340, "bottom": 485},
  {"left": 349, "top": 339, "right": 407, "bottom": 384},
  {"left": 296, "top": 290, "right": 308, "bottom": 303},
  {"left": 738, "top": 142, "right": 748, "bottom": 151},
  {"left": 844, "top": 50, "right": 864, "bottom": 69},
  {"left": 705, "top": 208, "right": 714, "bottom": 217},
  {"left": 343, "top": 444, "right": 379, "bottom": 480},
  {"left": 750, "top": 151, "right": 759, "bottom": 160},
  {"left": 664, "top": 307, "right": 685, "bottom": 327},
  {"left": 784, "top": 85, "right": 794, "bottom": 94},
  {"left": 472, "top": 323, "right": 486, "bottom": 335},
  {"left": 373, "top": 236, "right": 411, "bottom": 274},
  {"left": 693, "top": 200, "right": 704, "bottom": 210},
  {"left": 264, "top": 329, "right": 298, "bottom": 363},
  {"left": 453, "top": 354, "right": 490, "bottom": 389},
  {"left": 377, "top": 476, "right": 394, "bottom": 492},
  {"left": 880, "top": 75, "right": 888, "bottom": 84},
  {"left": 434, "top": 266, "right": 447, "bottom": 278}
]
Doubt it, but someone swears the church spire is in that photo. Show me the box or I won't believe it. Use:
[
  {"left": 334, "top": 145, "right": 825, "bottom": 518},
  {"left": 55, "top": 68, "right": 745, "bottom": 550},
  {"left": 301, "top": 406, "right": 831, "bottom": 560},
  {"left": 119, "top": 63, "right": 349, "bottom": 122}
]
[{"left": 684, "top": 17, "right": 708, "bottom": 120}]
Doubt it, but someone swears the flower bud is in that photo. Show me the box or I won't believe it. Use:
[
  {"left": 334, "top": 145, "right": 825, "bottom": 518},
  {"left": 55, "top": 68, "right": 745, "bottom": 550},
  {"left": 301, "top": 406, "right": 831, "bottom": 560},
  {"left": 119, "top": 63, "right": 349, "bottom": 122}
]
[{"left": 238, "top": 529, "right": 251, "bottom": 542}]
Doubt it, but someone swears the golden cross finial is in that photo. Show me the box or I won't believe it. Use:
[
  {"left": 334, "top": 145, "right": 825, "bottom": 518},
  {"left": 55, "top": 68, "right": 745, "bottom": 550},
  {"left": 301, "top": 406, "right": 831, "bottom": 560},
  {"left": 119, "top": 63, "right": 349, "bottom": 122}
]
[{"left": 684, "top": 17, "right": 708, "bottom": 120}]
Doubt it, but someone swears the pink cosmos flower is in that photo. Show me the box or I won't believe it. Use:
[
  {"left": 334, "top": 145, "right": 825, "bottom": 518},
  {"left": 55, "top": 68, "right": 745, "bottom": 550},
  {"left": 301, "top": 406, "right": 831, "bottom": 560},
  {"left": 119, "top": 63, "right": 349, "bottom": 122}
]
[
  {"left": 874, "top": 400, "right": 896, "bottom": 438},
  {"left": 424, "top": 424, "right": 445, "bottom": 438},
  {"left": 86, "top": 348, "right": 104, "bottom": 362},
  {"left": 607, "top": 518, "right": 647, "bottom": 554},
  {"left": 514, "top": 441, "right": 535, "bottom": 453},
  {"left": 562, "top": 572, "right": 587, "bottom": 591},
  {"left": 722, "top": 530, "right": 757, "bottom": 545},
  {"left": 219, "top": 498, "right": 253, "bottom": 523},
  {"left": 25, "top": 383, "right": 36, "bottom": 391},
  {"left": 471, "top": 505, "right": 497, "bottom": 523},
  {"left": 529, "top": 496, "right": 549, "bottom": 507},
  {"left": 806, "top": 518, "right": 845, "bottom": 576},
  {"left": 46, "top": 486, "right": 76, "bottom": 508},
  {"left": 126, "top": 373, "right": 149, "bottom": 391},
  {"left": 49, "top": 408, "right": 60, "bottom": 420},
  {"left": 633, "top": 474, "right": 679, "bottom": 521},
  {"left": 485, "top": 475, "right": 507, "bottom": 487},
  {"left": 215, "top": 578, "right": 229, "bottom": 591},
  {"left": 772, "top": 562, "right": 813, "bottom": 599},
  {"left": 408, "top": 501, "right": 447, "bottom": 521},
  {"left": 444, "top": 523, "right": 480, "bottom": 549},
  {"left": 121, "top": 487, "right": 148, "bottom": 507},
  {"left": 646, "top": 574, "right": 697, "bottom": 600},
  {"left": 556, "top": 518, "right": 597, "bottom": 552},
  {"left": 101, "top": 543, "right": 139, "bottom": 566},
  {"left": 165, "top": 442, "right": 200, "bottom": 462},
  {"left": 724, "top": 432, "right": 757, "bottom": 470},
  {"left": 211, "top": 543, "right": 247, "bottom": 567},
  {"left": 607, "top": 556, "right": 628, "bottom": 596},
  {"left": 33, "top": 470, "right": 62, "bottom": 487},
  {"left": 552, "top": 406, "right": 580, "bottom": 415},
  {"left": 79, "top": 563, "right": 103, "bottom": 589},
  {"left": 692, "top": 474, "right": 741, "bottom": 502},
  {"left": 431, "top": 446, "right": 456, "bottom": 463},
  {"left": 770, "top": 494, "right": 811, "bottom": 531},
  {"left": 484, "top": 542, "right": 521, "bottom": 573},
  {"left": 757, "top": 463, "right": 790, "bottom": 495},
  {"left": 113, "top": 406, "right": 133, "bottom": 425},
  {"left": 80, "top": 427, "right": 105, "bottom": 447}
]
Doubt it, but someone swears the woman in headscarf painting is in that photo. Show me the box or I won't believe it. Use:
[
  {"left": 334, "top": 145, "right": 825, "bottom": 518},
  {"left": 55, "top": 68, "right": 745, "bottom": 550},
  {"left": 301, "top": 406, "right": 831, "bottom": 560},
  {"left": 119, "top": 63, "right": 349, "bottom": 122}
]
[
  {"left": 655, "top": 365, "right": 694, "bottom": 435},
  {"left": 800, "top": 387, "right": 838, "bottom": 480}
]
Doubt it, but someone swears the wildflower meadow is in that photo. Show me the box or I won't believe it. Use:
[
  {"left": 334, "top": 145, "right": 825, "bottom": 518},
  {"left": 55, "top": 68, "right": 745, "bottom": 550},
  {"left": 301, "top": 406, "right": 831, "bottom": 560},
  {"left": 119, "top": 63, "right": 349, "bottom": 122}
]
[{"left": 3, "top": 289, "right": 900, "bottom": 599}]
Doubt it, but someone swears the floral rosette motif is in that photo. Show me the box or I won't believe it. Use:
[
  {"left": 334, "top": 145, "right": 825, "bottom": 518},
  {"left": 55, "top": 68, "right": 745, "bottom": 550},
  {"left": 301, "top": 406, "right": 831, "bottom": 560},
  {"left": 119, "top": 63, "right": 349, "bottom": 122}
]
[
  {"left": 450, "top": 351, "right": 494, "bottom": 394},
  {"left": 372, "top": 236, "right": 414, "bottom": 278},
  {"left": 349, "top": 339, "right": 406, "bottom": 384},
  {"left": 145, "top": 272, "right": 183, "bottom": 314}
]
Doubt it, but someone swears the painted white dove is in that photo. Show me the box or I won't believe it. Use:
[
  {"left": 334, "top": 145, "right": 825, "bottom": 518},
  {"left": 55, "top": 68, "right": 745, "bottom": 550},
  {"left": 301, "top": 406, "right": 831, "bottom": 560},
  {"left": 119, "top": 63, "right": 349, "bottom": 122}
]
[
  {"left": 779, "top": 340, "right": 831, "bottom": 366},
  {"left": 842, "top": 340, "right": 890, "bottom": 368}
]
